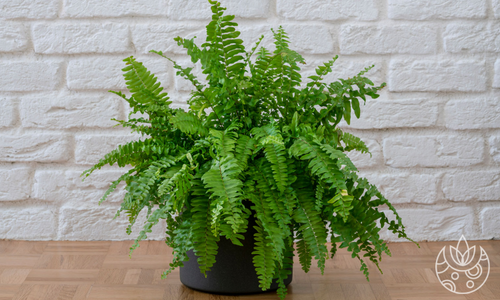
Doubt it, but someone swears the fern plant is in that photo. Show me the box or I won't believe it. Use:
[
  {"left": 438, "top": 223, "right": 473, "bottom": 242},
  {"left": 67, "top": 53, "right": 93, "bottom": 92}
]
[{"left": 82, "top": 1, "right": 416, "bottom": 298}]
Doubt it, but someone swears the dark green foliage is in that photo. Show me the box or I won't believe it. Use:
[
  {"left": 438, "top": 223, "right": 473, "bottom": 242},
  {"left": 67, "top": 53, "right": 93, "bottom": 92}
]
[{"left": 81, "top": 1, "right": 417, "bottom": 299}]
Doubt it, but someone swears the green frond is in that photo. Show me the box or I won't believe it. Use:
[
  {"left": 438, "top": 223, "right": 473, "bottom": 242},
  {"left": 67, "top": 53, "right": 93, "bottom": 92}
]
[
  {"left": 293, "top": 175, "right": 328, "bottom": 274},
  {"left": 202, "top": 156, "right": 245, "bottom": 243},
  {"left": 296, "top": 233, "right": 312, "bottom": 273},
  {"left": 191, "top": 180, "right": 220, "bottom": 276},
  {"left": 122, "top": 56, "right": 171, "bottom": 106},
  {"left": 170, "top": 110, "right": 209, "bottom": 136},
  {"left": 234, "top": 135, "right": 256, "bottom": 172},
  {"left": 341, "top": 132, "right": 370, "bottom": 155},
  {"left": 252, "top": 159, "right": 292, "bottom": 232},
  {"left": 252, "top": 219, "right": 276, "bottom": 291},
  {"left": 289, "top": 135, "right": 346, "bottom": 191}
]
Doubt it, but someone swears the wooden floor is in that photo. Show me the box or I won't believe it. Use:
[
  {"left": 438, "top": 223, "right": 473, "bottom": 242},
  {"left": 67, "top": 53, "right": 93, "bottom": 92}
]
[{"left": 0, "top": 240, "right": 498, "bottom": 300}]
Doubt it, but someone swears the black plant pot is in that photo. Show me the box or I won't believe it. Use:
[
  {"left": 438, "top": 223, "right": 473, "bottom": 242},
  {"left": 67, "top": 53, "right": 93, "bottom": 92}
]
[{"left": 179, "top": 210, "right": 293, "bottom": 294}]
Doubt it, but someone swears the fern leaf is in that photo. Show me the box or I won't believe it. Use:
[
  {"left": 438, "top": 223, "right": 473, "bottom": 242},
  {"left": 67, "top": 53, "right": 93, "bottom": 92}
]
[
  {"left": 170, "top": 110, "right": 208, "bottom": 136},
  {"left": 252, "top": 219, "right": 276, "bottom": 291},
  {"left": 191, "top": 180, "right": 220, "bottom": 276},
  {"left": 293, "top": 175, "right": 328, "bottom": 274},
  {"left": 202, "top": 156, "right": 245, "bottom": 244},
  {"left": 234, "top": 135, "right": 255, "bottom": 172},
  {"left": 289, "top": 135, "right": 346, "bottom": 191}
]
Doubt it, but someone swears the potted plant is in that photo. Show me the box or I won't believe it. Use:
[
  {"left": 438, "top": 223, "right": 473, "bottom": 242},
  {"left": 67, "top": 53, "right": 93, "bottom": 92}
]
[{"left": 82, "top": 1, "right": 415, "bottom": 298}]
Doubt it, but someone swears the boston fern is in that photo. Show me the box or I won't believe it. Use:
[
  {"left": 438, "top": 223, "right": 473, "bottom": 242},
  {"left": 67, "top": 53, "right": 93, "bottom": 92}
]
[{"left": 82, "top": 1, "right": 414, "bottom": 298}]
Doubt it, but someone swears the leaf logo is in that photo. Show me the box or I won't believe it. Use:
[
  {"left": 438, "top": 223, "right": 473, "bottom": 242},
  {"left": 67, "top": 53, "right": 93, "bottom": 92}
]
[{"left": 435, "top": 235, "right": 490, "bottom": 294}]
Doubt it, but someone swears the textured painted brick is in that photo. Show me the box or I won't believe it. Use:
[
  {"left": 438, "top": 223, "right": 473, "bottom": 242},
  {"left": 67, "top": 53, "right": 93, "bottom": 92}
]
[
  {"left": 0, "top": 134, "right": 71, "bottom": 162},
  {"left": 75, "top": 134, "right": 141, "bottom": 165},
  {"left": 494, "top": 0, "right": 500, "bottom": 18},
  {"left": 493, "top": 59, "right": 500, "bottom": 88},
  {"left": 67, "top": 56, "right": 170, "bottom": 91},
  {"left": 59, "top": 206, "right": 166, "bottom": 240},
  {"left": 0, "top": 23, "right": 28, "bottom": 52},
  {"left": 481, "top": 207, "right": 500, "bottom": 237},
  {"left": 380, "top": 207, "right": 475, "bottom": 241},
  {"left": 67, "top": 58, "right": 126, "bottom": 90},
  {"left": 62, "top": 0, "right": 169, "bottom": 17},
  {"left": 444, "top": 24, "right": 500, "bottom": 53},
  {"left": 0, "top": 168, "right": 31, "bottom": 201},
  {"left": 0, "top": 207, "right": 57, "bottom": 240},
  {"left": 0, "top": 0, "right": 59, "bottom": 19},
  {"left": 20, "top": 94, "right": 120, "bottom": 129},
  {"left": 346, "top": 99, "right": 438, "bottom": 129},
  {"left": 0, "top": 61, "right": 62, "bottom": 91},
  {"left": 346, "top": 139, "right": 382, "bottom": 169},
  {"left": 445, "top": 98, "right": 500, "bottom": 129},
  {"left": 277, "top": 0, "right": 378, "bottom": 21},
  {"left": 442, "top": 171, "right": 500, "bottom": 201},
  {"left": 169, "top": 0, "right": 270, "bottom": 20},
  {"left": 33, "top": 170, "right": 126, "bottom": 203},
  {"left": 132, "top": 25, "right": 205, "bottom": 54},
  {"left": 383, "top": 135, "right": 484, "bottom": 167},
  {"left": 340, "top": 25, "right": 437, "bottom": 54},
  {"left": 285, "top": 25, "right": 334, "bottom": 55},
  {"left": 0, "top": 98, "right": 15, "bottom": 128},
  {"left": 33, "top": 24, "right": 129, "bottom": 54},
  {"left": 388, "top": 0, "right": 487, "bottom": 20},
  {"left": 362, "top": 172, "right": 438, "bottom": 204},
  {"left": 389, "top": 59, "right": 486, "bottom": 92},
  {"left": 490, "top": 136, "right": 500, "bottom": 163}
]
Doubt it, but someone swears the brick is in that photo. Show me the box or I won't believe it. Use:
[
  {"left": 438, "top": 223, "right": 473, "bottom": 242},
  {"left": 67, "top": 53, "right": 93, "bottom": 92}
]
[
  {"left": 62, "top": 0, "right": 169, "bottom": 17},
  {"left": 284, "top": 24, "right": 334, "bottom": 55},
  {"left": 445, "top": 98, "right": 500, "bottom": 129},
  {"left": 169, "top": 0, "right": 270, "bottom": 20},
  {"left": 33, "top": 170, "right": 127, "bottom": 203},
  {"left": 442, "top": 171, "right": 500, "bottom": 201},
  {"left": 0, "top": 23, "right": 28, "bottom": 52},
  {"left": 346, "top": 99, "right": 438, "bottom": 129},
  {"left": 444, "top": 24, "right": 500, "bottom": 53},
  {"left": 361, "top": 172, "right": 438, "bottom": 204},
  {"left": 59, "top": 206, "right": 166, "bottom": 240},
  {"left": 0, "top": 134, "right": 71, "bottom": 162},
  {"left": 0, "top": 61, "right": 62, "bottom": 91},
  {"left": 383, "top": 135, "right": 484, "bottom": 167},
  {"left": 33, "top": 23, "right": 129, "bottom": 54},
  {"left": 388, "top": 0, "right": 487, "bottom": 20},
  {"left": 75, "top": 134, "right": 141, "bottom": 165},
  {"left": 0, "top": 168, "right": 32, "bottom": 201},
  {"left": 0, "top": 0, "right": 59, "bottom": 19},
  {"left": 346, "top": 138, "right": 382, "bottom": 169},
  {"left": 340, "top": 25, "right": 437, "bottom": 55},
  {"left": 0, "top": 98, "right": 15, "bottom": 128},
  {"left": 481, "top": 207, "right": 500, "bottom": 237},
  {"left": 388, "top": 59, "right": 486, "bottom": 92},
  {"left": 20, "top": 94, "right": 120, "bottom": 129},
  {"left": 494, "top": 0, "right": 500, "bottom": 18},
  {"left": 0, "top": 207, "right": 57, "bottom": 240},
  {"left": 490, "top": 136, "right": 500, "bottom": 163},
  {"left": 67, "top": 58, "right": 126, "bottom": 90},
  {"left": 380, "top": 207, "right": 475, "bottom": 242},
  {"left": 277, "top": 0, "right": 378, "bottom": 21},
  {"left": 132, "top": 25, "right": 206, "bottom": 55},
  {"left": 493, "top": 59, "right": 500, "bottom": 88}
]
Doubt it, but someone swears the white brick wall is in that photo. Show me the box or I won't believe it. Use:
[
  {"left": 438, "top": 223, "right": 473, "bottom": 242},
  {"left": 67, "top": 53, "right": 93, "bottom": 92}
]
[{"left": 0, "top": 0, "right": 499, "bottom": 242}]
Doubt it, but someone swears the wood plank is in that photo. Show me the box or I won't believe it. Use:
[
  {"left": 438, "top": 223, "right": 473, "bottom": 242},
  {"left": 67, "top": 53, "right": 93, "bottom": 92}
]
[{"left": 0, "top": 240, "right": 497, "bottom": 299}]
